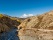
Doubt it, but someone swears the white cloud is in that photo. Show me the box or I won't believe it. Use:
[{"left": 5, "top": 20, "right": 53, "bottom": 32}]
[{"left": 20, "top": 14, "right": 34, "bottom": 18}]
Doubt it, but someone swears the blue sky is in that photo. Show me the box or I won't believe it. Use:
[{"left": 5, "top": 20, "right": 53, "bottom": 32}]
[{"left": 0, "top": 0, "right": 53, "bottom": 17}]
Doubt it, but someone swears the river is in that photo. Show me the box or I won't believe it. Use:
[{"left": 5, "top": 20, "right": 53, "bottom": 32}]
[{"left": 0, "top": 28, "right": 19, "bottom": 40}]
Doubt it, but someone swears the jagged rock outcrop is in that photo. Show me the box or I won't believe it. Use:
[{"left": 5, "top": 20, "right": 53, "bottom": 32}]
[{"left": 18, "top": 11, "right": 53, "bottom": 40}]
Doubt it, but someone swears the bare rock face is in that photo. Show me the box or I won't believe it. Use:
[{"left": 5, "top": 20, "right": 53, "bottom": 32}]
[{"left": 18, "top": 11, "right": 53, "bottom": 40}]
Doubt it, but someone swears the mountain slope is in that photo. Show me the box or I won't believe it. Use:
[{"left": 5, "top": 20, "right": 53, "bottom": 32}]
[
  {"left": 18, "top": 11, "right": 53, "bottom": 40},
  {"left": 0, "top": 14, "right": 25, "bottom": 40},
  {"left": 0, "top": 14, "right": 21, "bottom": 33}
]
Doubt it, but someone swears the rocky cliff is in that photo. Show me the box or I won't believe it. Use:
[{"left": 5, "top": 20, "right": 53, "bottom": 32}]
[{"left": 18, "top": 11, "right": 53, "bottom": 40}]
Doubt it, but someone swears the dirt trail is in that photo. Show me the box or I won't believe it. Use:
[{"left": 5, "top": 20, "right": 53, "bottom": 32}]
[
  {"left": 18, "top": 28, "right": 53, "bottom": 32},
  {"left": 38, "top": 29, "right": 53, "bottom": 32}
]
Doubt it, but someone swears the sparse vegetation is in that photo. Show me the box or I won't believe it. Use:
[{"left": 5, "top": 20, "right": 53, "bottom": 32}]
[{"left": 0, "top": 14, "right": 3, "bottom": 18}]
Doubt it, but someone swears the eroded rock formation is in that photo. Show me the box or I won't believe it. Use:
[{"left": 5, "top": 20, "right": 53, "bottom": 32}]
[{"left": 18, "top": 11, "right": 53, "bottom": 40}]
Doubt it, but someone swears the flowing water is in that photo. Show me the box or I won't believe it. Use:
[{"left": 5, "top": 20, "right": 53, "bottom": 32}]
[{"left": 0, "top": 28, "right": 19, "bottom": 40}]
